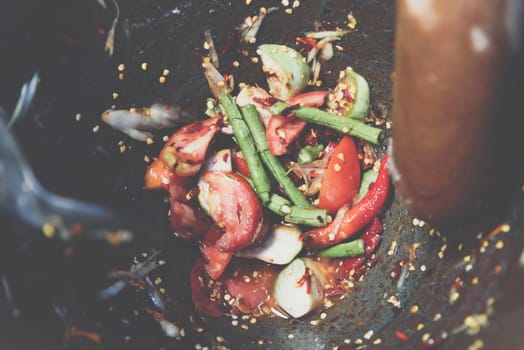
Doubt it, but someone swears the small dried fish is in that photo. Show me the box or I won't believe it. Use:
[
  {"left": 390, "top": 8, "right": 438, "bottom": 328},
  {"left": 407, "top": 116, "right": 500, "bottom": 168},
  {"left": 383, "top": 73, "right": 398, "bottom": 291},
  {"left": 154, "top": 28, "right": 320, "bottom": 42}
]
[
  {"left": 8, "top": 72, "right": 39, "bottom": 127},
  {"left": 237, "top": 7, "right": 278, "bottom": 44},
  {"left": 103, "top": 0, "right": 120, "bottom": 57},
  {"left": 202, "top": 57, "right": 234, "bottom": 99},
  {"left": 101, "top": 103, "right": 194, "bottom": 141},
  {"left": 204, "top": 29, "right": 219, "bottom": 68}
]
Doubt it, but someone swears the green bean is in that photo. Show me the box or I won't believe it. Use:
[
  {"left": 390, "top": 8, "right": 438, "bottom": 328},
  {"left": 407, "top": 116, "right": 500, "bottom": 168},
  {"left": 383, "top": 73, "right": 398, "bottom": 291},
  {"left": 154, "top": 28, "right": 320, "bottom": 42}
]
[
  {"left": 293, "top": 106, "right": 384, "bottom": 145},
  {"left": 240, "top": 104, "right": 310, "bottom": 208},
  {"left": 220, "top": 95, "right": 271, "bottom": 203},
  {"left": 284, "top": 206, "right": 330, "bottom": 227}
]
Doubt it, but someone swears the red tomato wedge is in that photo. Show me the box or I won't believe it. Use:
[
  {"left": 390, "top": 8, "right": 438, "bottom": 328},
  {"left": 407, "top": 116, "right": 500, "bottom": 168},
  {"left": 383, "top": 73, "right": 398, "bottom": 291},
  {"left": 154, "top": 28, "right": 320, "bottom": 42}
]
[
  {"left": 159, "top": 116, "right": 221, "bottom": 176},
  {"left": 266, "top": 115, "right": 306, "bottom": 156},
  {"left": 190, "top": 257, "right": 225, "bottom": 317},
  {"left": 286, "top": 90, "right": 327, "bottom": 107},
  {"left": 202, "top": 171, "right": 265, "bottom": 251},
  {"left": 266, "top": 91, "right": 328, "bottom": 156},
  {"left": 199, "top": 226, "right": 233, "bottom": 280},
  {"left": 231, "top": 149, "right": 251, "bottom": 178},
  {"left": 144, "top": 159, "right": 172, "bottom": 190},
  {"left": 318, "top": 136, "right": 361, "bottom": 213},
  {"left": 168, "top": 176, "right": 210, "bottom": 240},
  {"left": 222, "top": 261, "right": 279, "bottom": 314}
]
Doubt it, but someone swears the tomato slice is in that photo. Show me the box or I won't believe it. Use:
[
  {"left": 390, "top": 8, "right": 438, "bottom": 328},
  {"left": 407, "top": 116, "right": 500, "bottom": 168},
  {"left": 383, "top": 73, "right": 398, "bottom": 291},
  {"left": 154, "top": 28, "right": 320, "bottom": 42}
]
[
  {"left": 231, "top": 149, "right": 251, "bottom": 178},
  {"left": 286, "top": 90, "right": 327, "bottom": 107},
  {"left": 202, "top": 171, "right": 264, "bottom": 251},
  {"left": 168, "top": 176, "right": 210, "bottom": 240},
  {"left": 199, "top": 226, "right": 233, "bottom": 280},
  {"left": 222, "top": 261, "right": 279, "bottom": 314},
  {"left": 159, "top": 116, "right": 220, "bottom": 176},
  {"left": 190, "top": 257, "right": 225, "bottom": 317},
  {"left": 266, "top": 115, "right": 307, "bottom": 156},
  {"left": 144, "top": 159, "right": 172, "bottom": 190},
  {"left": 318, "top": 136, "right": 361, "bottom": 213},
  {"left": 265, "top": 91, "right": 328, "bottom": 156}
]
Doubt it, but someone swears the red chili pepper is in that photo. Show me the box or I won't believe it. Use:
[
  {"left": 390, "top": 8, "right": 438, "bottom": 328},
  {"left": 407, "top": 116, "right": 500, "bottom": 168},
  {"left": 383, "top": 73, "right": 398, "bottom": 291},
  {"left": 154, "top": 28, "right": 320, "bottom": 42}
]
[
  {"left": 396, "top": 330, "right": 410, "bottom": 342},
  {"left": 296, "top": 36, "right": 318, "bottom": 49},
  {"left": 336, "top": 218, "right": 383, "bottom": 280},
  {"left": 302, "top": 153, "right": 390, "bottom": 249}
]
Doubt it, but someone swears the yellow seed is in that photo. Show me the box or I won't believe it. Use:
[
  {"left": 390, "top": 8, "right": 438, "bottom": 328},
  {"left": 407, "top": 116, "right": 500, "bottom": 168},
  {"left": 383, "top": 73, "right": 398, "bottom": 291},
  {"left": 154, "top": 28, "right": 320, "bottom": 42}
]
[
  {"left": 495, "top": 240, "right": 504, "bottom": 249},
  {"left": 232, "top": 61, "right": 240, "bottom": 67},
  {"left": 336, "top": 152, "right": 345, "bottom": 161},
  {"left": 410, "top": 304, "right": 420, "bottom": 314},
  {"left": 417, "top": 323, "right": 424, "bottom": 331},
  {"left": 287, "top": 334, "right": 295, "bottom": 339},
  {"left": 146, "top": 138, "right": 154, "bottom": 145},
  {"left": 117, "top": 63, "right": 125, "bottom": 71},
  {"left": 162, "top": 69, "right": 170, "bottom": 76},
  {"left": 42, "top": 223, "right": 56, "bottom": 238},
  {"left": 118, "top": 73, "right": 124, "bottom": 80},
  {"left": 250, "top": 57, "right": 259, "bottom": 64},
  {"left": 159, "top": 76, "right": 166, "bottom": 84},
  {"left": 112, "top": 92, "right": 119, "bottom": 100},
  {"left": 334, "top": 163, "right": 342, "bottom": 172},
  {"left": 472, "top": 277, "right": 479, "bottom": 285},
  {"left": 285, "top": 8, "right": 293, "bottom": 14},
  {"left": 347, "top": 13, "right": 357, "bottom": 29},
  {"left": 119, "top": 145, "right": 126, "bottom": 153},
  {"left": 141, "top": 62, "right": 148, "bottom": 71}
]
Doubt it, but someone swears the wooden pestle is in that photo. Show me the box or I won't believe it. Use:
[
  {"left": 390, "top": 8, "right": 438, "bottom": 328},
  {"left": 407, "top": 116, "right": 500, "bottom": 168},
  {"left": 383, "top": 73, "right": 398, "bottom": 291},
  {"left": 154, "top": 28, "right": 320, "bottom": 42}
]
[{"left": 390, "top": 0, "right": 524, "bottom": 226}]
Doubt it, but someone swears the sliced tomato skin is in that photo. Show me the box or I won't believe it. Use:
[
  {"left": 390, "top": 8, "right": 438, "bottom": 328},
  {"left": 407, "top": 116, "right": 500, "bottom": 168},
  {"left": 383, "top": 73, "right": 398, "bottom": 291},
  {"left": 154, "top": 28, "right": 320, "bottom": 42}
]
[
  {"left": 190, "top": 257, "right": 225, "bottom": 317},
  {"left": 144, "top": 159, "right": 173, "bottom": 190},
  {"left": 286, "top": 90, "right": 328, "bottom": 107},
  {"left": 199, "top": 226, "right": 233, "bottom": 280},
  {"left": 266, "top": 115, "right": 307, "bottom": 156},
  {"left": 202, "top": 171, "right": 264, "bottom": 251},
  {"left": 318, "top": 136, "right": 361, "bottom": 213},
  {"left": 160, "top": 116, "right": 220, "bottom": 176},
  {"left": 168, "top": 176, "right": 210, "bottom": 240},
  {"left": 222, "top": 261, "right": 278, "bottom": 314},
  {"left": 231, "top": 149, "right": 251, "bottom": 178}
]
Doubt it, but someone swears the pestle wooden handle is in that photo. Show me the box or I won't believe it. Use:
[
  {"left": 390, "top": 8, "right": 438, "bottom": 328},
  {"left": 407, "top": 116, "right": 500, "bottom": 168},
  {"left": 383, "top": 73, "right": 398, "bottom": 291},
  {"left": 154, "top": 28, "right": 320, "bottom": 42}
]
[{"left": 390, "top": 0, "right": 523, "bottom": 225}]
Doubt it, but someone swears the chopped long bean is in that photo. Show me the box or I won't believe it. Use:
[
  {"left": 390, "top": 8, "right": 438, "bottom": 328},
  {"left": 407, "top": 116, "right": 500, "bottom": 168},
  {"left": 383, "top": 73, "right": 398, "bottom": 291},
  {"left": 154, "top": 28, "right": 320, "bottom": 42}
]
[
  {"left": 284, "top": 206, "right": 330, "bottom": 227},
  {"left": 292, "top": 106, "right": 384, "bottom": 145},
  {"left": 240, "top": 104, "right": 310, "bottom": 208},
  {"left": 221, "top": 95, "right": 271, "bottom": 203},
  {"left": 267, "top": 194, "right": 329, "bottom": 227}
]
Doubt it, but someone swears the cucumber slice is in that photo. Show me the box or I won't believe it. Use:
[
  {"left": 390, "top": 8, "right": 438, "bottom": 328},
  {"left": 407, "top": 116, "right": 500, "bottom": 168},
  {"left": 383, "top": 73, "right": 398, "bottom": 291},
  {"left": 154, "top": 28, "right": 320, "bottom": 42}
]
[
  {"left": 197, "top": 149, "right": 233, "bottom": 214},
  {"left": 328, "top": 67, "right": 370, "bottom": 120},
  {"left": 317, "top": 238, "right": 365, "bottom": 258},
  {"left": 236, "top": 224, "right": 303, "bottom": 265},
  {"left": 356, "top": 161, "right": 380, "bottom": 202},
  {"left": 274, "top": 258, "right": 324, "bottom": 318},
  {"left": 257, "top": 44, "right": 311, "bottom": 100}
]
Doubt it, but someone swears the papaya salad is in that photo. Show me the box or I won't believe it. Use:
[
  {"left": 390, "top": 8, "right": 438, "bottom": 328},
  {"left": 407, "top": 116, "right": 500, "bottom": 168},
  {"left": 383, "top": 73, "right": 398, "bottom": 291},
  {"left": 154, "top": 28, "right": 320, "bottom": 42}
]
[{"left": 144, "top": 43, "right": 390, "bottom": 319}]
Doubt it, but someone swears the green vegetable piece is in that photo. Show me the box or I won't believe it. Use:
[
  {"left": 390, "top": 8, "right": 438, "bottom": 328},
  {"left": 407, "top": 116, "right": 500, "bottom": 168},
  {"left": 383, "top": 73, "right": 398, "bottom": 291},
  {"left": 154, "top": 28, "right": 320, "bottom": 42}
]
[
  {"left": 318, "top": 238, "right": 365, "bottom": 258},
  {"left": 293, "top": 106, "right": 384, "bottom": 145},
  {"left": 357, "top": 165, "right": 380, "bottom": 201},
  {"left": 297, "top": 144, "right": 324, "bottom": 164},
  {"left": 220, "top": 95, "right": 271, "bottom": 203},
  {"left": 240, "top": 104, "right": 310, "bottom": 208},
  {"left": 284, "top": 206, "right": 330, "bottom": 227},
  {"left": 333, "top": 67, "right": 371, "bottom": 120},
  {"left": 257, "top": 44, "right": 311, "bottom": 100}
]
